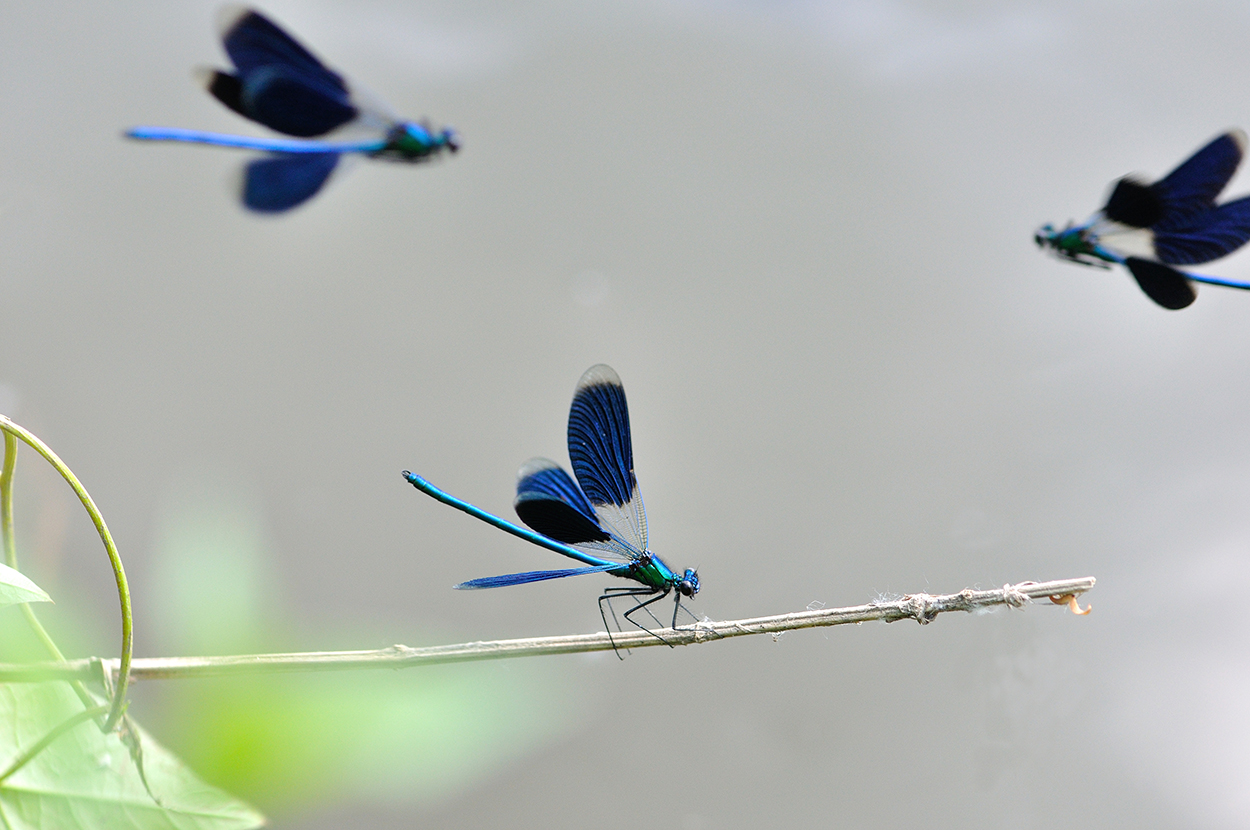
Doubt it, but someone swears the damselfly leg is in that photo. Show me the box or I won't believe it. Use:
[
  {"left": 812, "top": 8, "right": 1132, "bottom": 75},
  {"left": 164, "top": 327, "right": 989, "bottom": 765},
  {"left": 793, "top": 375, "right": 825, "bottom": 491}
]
[{"left": 598, "top": 585, "right": 704, "bottom": 657}]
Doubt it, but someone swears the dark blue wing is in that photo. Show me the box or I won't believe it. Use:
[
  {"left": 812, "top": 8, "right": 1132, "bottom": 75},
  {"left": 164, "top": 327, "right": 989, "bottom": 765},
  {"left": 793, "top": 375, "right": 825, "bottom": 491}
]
[
  {"left": 568, "top": 365, "right": 635, "bottom": 507},
  {"left": 567, "top": 365, "right": 648, "bottom": 553},
  {"left": 1153, "top": 130, "right": 1247, "bottom": 221},
  {"left": 221, "top": 8, "right": 342, "bottom": 78},
  {"left": 242, "top": 152, "right": 339, "bottom": 212},
  {"left": 455, "top": 563, "right": 620, "bottom": 589},
  {"left": 1103, "top": 178, "right": 1164, "bottom": 228},
  {"left": 1153, "top": 195, "right": 1250, "bottom": 265},
  {"left": 210, "top": 9, "right": 357, "bottom": 137},
  {"left": 513, "top": 458, "right": 609, "bottom": 545},
  {"left": 1125, "top": 257, "right": 1197, "bottom": 309}
]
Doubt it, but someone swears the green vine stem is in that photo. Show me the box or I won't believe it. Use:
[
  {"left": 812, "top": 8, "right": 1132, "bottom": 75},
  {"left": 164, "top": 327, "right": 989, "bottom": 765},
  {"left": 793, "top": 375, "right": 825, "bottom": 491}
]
[
  {"left": 0, "top": 577, "right": 1094, "bottom": 684},
  {"left": 0, "top": 417, "right": 133, "bottom": 732},
  {"left": 0, "top": 704, "right": 109, "bottom": 785},
  {"left": 1, "top": 433, "right": 101, "bottom": 722},
  {"left": 2, "top": 433, "right": 67, "bottom": 662}
]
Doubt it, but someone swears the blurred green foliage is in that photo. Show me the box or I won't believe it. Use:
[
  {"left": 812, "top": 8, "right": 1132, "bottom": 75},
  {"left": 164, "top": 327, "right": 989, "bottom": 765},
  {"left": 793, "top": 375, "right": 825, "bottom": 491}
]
[{"left": 144, "top": 477, "right": 580, "bottom": 819}]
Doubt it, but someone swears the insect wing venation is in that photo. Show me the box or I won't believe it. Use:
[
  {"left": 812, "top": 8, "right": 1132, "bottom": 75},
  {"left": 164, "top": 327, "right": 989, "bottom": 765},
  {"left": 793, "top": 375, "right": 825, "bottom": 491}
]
[
  {"left": 567, "top": 365, "right": 649, "bottom": 555},
  {"left": 514, "top": 459, "right": 611, "bottom": 546},
  {"left": 1152, "top": 195, "right": 1250, "bottom": 265}
]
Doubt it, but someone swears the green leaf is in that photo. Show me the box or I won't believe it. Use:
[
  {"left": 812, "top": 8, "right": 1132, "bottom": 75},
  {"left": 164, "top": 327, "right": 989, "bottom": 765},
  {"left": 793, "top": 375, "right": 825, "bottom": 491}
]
[
  {"left": 0, "top": 682, "right": 265, "bottom": 829},
  {"left": 0, "top": 563, "right": 51, "bottom": 607}
]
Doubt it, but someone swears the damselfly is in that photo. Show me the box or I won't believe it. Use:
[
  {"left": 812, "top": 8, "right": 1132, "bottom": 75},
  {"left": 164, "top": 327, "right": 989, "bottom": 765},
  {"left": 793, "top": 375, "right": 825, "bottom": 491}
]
[
  {"left": 128, "top": 8, "right": 458, "bottom": 212},
  {"left": 1035, "top": 130, "right": 1250, "bottom": 308},
  {"left": 403, "top": 365, "right": 700, "bottom": 650}
]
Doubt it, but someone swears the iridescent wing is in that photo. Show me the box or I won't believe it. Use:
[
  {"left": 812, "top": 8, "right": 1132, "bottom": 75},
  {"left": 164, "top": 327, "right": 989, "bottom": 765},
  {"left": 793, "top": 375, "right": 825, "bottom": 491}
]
[
  {"left": 1098, "top": 128, "right": 1250, "bottom": 263},
  {"left": 241, "top": 152, "right": 340, "bottom": 212},
  {"left": 566, "top": 365, "right": 649, "bottom": 557},
  {"left": 1153, "top": 130, "right": 1246, "bottom": 220},
  {"left": 1152, "top": 195, "right": 1250, "bottom": 265},
  {"left": 1103, "top": 131, "right": 1246, "bottom": 229},
  {"left": 1101, "top": 179, "right": 1164, "bottom": 228},
  {"left": 514, "top": 458, "right": 608, "bottom": 543},
  {"left": 1124, "top": 258, "right": 1197, "bottom": 309},
  {"left": 208, "top": 8, "right": 360, "bottom": 137},
  {"left": 513, "top": 457, "right": 639, "bottom": 563}
]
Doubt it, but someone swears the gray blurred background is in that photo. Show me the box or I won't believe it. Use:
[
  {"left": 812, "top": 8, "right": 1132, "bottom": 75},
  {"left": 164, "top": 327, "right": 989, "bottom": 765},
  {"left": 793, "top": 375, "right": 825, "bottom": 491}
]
[{"left": 3, "top": 0, "right": 1250, "bottom": 827}]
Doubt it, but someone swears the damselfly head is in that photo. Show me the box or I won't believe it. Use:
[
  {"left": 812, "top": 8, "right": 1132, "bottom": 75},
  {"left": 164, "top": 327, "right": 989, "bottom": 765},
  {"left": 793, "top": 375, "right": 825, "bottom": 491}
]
[
  {"left": 412, "top": 120, "right": 459, "bottom": 153},
  {"left": 1034, "top": 223, "right": 1056, "bottom": 248},
  {"left": 678, "top": 569, "right": 700, "bottom": 598},
  {"left": 380, "top": 121, "right": 459, "bottom": 160}
]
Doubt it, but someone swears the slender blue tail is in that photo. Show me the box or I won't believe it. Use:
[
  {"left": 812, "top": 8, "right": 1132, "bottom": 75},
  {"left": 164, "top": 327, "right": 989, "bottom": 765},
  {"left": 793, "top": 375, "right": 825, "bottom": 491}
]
[
  {"left": 401, "top": 471, "right": 612, "bottom": 569},
  {"left": 456, "top": 564, "right": 619, "bottom": 590},
  {"left": 126, "top": 126, "right": 385, "bottom": 154}
]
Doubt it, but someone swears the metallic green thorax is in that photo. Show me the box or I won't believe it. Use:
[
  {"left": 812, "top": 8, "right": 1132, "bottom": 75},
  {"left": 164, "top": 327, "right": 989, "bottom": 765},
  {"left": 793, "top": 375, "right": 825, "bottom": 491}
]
[
  {"left": 1034, "top": 222, "right": 1120, "bottom": 268},
  {"left": 612, "top": 553, "right": 678, "bottom": 591},
  {"left": 609, "top": 552, "right": 700, "bottom": 599},
  {"left": 372, "top": 122, "right": 460, "bottom": 162}
]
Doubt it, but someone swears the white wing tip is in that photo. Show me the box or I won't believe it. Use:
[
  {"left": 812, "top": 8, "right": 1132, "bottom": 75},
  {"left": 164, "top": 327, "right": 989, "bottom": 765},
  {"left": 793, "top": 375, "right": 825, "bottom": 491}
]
[
  {"left": 576, "top": 364, "right": 621, "bottom": 391},
  {"left": 516, "top": 457, "right": 562, "bottom": 481}
]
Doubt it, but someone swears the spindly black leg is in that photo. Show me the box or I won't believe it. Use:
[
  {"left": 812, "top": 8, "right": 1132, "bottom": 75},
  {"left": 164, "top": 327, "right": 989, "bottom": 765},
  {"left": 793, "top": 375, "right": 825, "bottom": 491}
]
[
  {"left": 599, "top": 587, "right": 659, "bottom": 659},
  {"left": 622, "top": 589, "right": 676, "bottom": 648},
  {"left": 599, "top": 588, "right": 627, "bottom": 633},
  {"left": 632, "top": 590, "right": 668, "bottom": 630}
]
